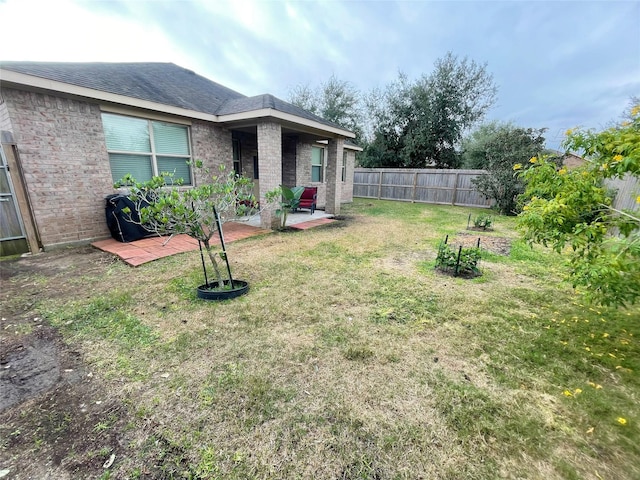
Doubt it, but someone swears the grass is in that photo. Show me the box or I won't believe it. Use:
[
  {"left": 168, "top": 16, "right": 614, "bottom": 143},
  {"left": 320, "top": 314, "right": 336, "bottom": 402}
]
[{"left": 9, "top": 198, "right": 640, "bottom": 479}]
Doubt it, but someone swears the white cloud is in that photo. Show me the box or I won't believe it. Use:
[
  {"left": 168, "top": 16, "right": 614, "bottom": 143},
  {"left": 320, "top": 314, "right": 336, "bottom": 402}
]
[
  {"left": 0, "top": 0, "right": 193, "bottom": 66},
  {"left": 1, "top": 0, "right": 637, "bottom": 150}
]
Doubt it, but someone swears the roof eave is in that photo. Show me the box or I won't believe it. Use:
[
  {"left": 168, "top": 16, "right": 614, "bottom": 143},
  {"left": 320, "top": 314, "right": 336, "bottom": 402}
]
[
  {"left": 217, "top": 108, "right": 356, "bottom": 139},
  {"left": 1, "top": 69, "right": 357, "bottom": 138},
  {"left": 0, "top": 68, "right": 218, "bottom": 122}
]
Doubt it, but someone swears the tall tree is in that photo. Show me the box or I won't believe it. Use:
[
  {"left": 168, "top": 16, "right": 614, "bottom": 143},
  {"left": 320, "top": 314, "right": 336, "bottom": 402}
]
[
  {"left": 289, "top": 75, "right": 364, "bottom": 142},
  {"left": 360, "top": 53, "right": 497, "bottom": 168},
  {"left": 464, "top": 122, "right": 547, "bottom": 215}
]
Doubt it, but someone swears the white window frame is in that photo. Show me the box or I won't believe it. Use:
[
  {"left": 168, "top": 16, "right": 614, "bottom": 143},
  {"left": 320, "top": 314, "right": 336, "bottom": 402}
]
[
  {"left": 341, "top": 151, "right": 348, "bottom": 182},
  {"left": 232, "top": 138, "right": 241, "bottom": 175},
  {"left": 102, "top": 112, "right": 193, "bottom": 185},
  {"left": 311, "top": 146, "right": 325, "bottom": 183}
]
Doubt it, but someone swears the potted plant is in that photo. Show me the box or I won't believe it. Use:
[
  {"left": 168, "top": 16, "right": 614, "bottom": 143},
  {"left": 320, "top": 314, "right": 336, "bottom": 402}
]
[{"left": 116, "top": 161, "right": 259, "bottom": 300}]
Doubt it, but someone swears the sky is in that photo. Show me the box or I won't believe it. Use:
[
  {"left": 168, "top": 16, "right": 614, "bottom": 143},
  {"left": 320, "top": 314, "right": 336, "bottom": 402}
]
[{"left": 1, "top": 0, "right": 638, "bottom": 149}]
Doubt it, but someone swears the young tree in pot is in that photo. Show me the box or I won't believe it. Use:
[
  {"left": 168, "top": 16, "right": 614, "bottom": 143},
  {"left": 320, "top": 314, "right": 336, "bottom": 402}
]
[{"left": 116, "top": 161, "right": 258, "bottom": 299}]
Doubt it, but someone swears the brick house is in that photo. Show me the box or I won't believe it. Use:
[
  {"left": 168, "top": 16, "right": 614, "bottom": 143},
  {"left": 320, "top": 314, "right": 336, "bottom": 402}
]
[{"left": 0, "top": 62, "right": 360, "bottom": 255}]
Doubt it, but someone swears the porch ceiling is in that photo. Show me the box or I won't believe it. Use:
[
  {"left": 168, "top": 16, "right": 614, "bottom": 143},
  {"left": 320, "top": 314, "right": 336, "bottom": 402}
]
[{"left": 227, "top": 122, "right": 336, "bottom": 143}]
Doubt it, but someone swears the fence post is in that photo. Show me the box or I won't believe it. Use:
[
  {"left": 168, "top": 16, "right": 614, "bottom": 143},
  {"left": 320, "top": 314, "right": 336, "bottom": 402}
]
[
  {"left": 452, "top": 172, "right": 459, "bottom": 206},
  {"left": 377, "top": 170, "right": 383, "bottom": 199},
  {"left": 411, "top": 171, "right": 418, "bottom": 202},
  {"left": 454, "top": 245, "right": 463, "bottom": 276}
]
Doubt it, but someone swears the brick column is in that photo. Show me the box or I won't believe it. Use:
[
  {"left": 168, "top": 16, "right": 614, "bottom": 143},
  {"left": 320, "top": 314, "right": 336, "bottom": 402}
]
[
  {"left": 257, "top": 121, "right": 282, "bottom": 229},
  {"left": 325, "top": 137, "right": 344, "bottom": 215},
  {"left": 296, "top": 140, "right": 311, "bottom": 187}
]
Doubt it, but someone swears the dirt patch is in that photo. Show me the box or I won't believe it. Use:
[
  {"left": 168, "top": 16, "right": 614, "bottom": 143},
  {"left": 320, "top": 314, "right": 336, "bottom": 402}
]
[
  {"left": 0, "top": 247, "right": 133, "bottom": 479},
  {"left": 449, "top": 232, "right": 512, "bottom": 256}
]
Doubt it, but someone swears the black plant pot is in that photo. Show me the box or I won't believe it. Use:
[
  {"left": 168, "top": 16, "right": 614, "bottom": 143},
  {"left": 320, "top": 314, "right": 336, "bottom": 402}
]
[{"left": 196, "top": 280, "right": 249, "bottom": 301}]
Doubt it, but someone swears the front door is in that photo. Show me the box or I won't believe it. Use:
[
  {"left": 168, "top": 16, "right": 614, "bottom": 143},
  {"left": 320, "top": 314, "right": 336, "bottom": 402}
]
[{"left": 0, "top": 144, "right": 29, "bottom": 256}]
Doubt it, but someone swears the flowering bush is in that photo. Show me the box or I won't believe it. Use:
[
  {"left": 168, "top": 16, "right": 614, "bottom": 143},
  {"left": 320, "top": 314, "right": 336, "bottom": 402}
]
[{"left": 517, "top": 103, "right": 640, "bottom": 307}]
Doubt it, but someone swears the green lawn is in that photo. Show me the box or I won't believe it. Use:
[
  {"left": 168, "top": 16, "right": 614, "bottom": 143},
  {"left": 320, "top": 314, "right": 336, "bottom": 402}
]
[{"left": 5, "top": 198, "right": 639, "bottom": 479}]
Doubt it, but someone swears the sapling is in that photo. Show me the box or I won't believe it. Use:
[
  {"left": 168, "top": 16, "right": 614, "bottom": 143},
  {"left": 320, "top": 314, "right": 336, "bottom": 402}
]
[{"left": 116, "top": 161, "right": 259, "bottom": 290}]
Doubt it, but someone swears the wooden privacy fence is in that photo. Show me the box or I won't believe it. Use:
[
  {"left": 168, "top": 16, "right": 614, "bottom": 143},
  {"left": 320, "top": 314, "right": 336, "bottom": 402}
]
[
  {"left": 353, "top": 168, "right": 493, "bottom": 208},
  {"left": 606, "top": 174, "right": 640, "bottom": 213}
]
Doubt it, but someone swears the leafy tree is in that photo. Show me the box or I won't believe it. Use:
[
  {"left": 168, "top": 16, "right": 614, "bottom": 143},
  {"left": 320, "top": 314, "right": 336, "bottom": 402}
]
[
  {"left": 289, "top": 75, "right": 364, "bottom": 142},
  {"left": 463, "top": 122, "right": 547, "bottom": 215},
  {"left": 360, "top": 53, "right": 497, "bottom": 168},
  {"left": 117, "top": 163, "right": 259, "bottom": 290},
  {"left": 517, "top": 102, "right": 640, "bottom": 307},
  {"left": 360, "top": 76, "right": 412, "bottom": 167}
]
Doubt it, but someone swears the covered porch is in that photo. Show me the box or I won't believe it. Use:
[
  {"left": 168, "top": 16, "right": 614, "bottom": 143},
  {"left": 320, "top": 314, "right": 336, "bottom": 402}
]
[{"left": 216, "top": 96, "right": 355, "bottom": 230}]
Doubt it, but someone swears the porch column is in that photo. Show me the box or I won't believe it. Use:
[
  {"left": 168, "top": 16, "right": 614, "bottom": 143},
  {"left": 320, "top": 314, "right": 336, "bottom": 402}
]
[
  {"left": 257, "top": 121, "right": 282, "bottom": 230},
  {"left": 325, "top": 137, "right": 344, "bottom": 215}
]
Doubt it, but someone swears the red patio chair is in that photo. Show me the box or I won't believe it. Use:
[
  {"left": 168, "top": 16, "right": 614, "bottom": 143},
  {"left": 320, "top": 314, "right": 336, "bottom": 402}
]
[{"left": 298, "top": 186, "right": 317, "bottom": 214}]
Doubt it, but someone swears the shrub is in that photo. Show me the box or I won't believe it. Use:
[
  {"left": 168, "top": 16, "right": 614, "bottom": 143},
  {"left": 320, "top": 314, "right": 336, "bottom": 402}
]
[{"left": 435, "top": 240, "right": 481, "bottom": 277}]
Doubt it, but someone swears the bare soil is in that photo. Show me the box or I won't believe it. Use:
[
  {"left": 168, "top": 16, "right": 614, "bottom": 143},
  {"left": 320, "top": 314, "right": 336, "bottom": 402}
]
[
  {"left": 0, "top": 247, "right": 132, "bottom": 479},
  {"left": 450, "top": 231, "right": 512, "bottom": 256}
]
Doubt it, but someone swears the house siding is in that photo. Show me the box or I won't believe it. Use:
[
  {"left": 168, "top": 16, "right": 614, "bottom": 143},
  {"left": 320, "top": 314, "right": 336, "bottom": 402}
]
[{"left": 1, "top": 87, "right": 113, "bottom": 248}]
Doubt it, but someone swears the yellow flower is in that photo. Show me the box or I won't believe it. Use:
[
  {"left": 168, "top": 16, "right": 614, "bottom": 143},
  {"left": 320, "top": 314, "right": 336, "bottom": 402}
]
[
  {"left": 563, "top": 390, "right": 573, "bottom": 397},
  {"left": 602, "top": 333, "right": 610, "bottom": 338},
  {"left": 529, "top": 156, "right": 538, "bottom": 163},
  {"left": 602, "top": 163, "right": 609, "bottom": 170},
  {"left": 558, "top": 168, "right": 567, "bottom": 175},
  {"left": 574, "top": 388, "right": 583, "bottom": 395},
  {"left": 617, "top": 417, "right": 627, "bottom": 425},
  {"left": 513, "top": 163, "right": 523, "bottom": 170},
  {"left": 631, "top": 105, "right": 640, "bottom": 117},
  {"left": 636, "top": 195, "right": 640, "bottom": 204},
  {"left": 523, "top": 205, "right": 530, "bottom": 211},
  {"left": 613, "top": 154, "right": 623, "bottom": 162},
  {"left": 565, "top": 128, "right": 574, "bottom": 136}
]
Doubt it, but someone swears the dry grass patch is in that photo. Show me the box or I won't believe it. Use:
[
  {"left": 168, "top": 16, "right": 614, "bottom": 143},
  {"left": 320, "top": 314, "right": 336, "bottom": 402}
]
[{"left": 2, "top": 199, "right": 639, "bottom": 480}]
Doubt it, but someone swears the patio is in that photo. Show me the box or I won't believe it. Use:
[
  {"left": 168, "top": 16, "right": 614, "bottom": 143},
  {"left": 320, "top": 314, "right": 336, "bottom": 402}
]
[{"left": 92, "top": 210, "right": 335, "bottom": 266}]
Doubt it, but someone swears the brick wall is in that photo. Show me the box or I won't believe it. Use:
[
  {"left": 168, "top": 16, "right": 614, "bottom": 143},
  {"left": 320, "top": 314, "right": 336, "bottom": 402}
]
[
  {"left": 341, "top": 149, "right": 355, "bottom": 203},
  {"left": 0, "top": 92, "right": 12, "bottom": 132},
  {"left": 282, "top": 136, "right": 297, "bottom": 187},
  {"left": 2, "top": 87, "right": 113, "bottom": 248},
  {"left": 325, "top": 138, "right": 344, "bottom": 214},
  {"left": 191, "top": 120, "right": 232, "bottom": 184},
  {"left": 257, "top": 122, "right": 282, "bottom": 229},
  {"left": 1, "top": 87, "right": 235, "bottom": 249}
]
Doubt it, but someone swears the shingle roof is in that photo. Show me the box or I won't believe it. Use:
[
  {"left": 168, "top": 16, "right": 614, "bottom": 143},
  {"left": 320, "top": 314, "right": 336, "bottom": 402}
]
[
  {"left": 217, "top": 93, "right": 346, "bottom": 130},
  {"left": 0, "top": 61, "right": 244, "bottom": 115},
  {"left": 0, "top": 61, "right": 350, "bottom": 133}
]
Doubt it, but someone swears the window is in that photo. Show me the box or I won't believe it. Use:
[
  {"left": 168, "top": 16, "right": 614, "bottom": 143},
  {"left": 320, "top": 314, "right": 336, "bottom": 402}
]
[
  {"left": 341, "top": 151, "right": 348, "bottom": 182},
  {"left": 232, "top": 139, "right": 241, "bottom": 175},
  {"left": 311, "top": 146, "right": 324, "bottom": 183},
  {"left": 102, "top": 113, "right": 192, "bottom": 185}
]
